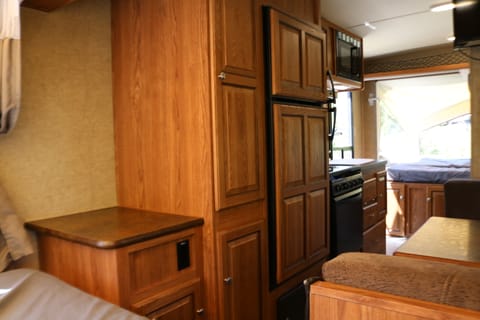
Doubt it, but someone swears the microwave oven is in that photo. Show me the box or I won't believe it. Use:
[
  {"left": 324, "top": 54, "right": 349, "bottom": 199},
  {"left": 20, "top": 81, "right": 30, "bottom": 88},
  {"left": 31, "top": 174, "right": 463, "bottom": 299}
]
[{"left": 336, "top": 30, "right": 362, "bottom": 82}]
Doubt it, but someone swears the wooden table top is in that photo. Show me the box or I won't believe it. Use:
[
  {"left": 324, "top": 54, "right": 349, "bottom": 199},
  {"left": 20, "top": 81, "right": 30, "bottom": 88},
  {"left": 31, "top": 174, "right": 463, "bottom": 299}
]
[
  {"left": 25, "top": 207, "right": 204, "bottom": 249},
  {"left": 394, "top": 216, "right": 480, "bottom": 267}
]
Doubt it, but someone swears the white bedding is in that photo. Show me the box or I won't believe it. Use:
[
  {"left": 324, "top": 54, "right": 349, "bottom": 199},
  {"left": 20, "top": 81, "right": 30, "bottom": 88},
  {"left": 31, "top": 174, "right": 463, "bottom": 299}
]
[{"left": 0, "top": 269, "right": 147, "bottom": 320}]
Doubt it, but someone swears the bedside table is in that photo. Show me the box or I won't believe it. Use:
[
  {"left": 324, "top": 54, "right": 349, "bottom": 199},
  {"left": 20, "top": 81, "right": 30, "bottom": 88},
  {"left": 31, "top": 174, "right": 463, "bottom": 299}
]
[{"left": 26, "top": 207, "right": 205, "bottom": 318}]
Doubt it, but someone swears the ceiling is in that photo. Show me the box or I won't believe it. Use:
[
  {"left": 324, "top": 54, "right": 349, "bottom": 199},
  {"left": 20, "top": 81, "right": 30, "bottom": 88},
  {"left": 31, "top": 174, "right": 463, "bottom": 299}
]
[{"left": 321, "top": 0, "right": 455, "bottom": 58}]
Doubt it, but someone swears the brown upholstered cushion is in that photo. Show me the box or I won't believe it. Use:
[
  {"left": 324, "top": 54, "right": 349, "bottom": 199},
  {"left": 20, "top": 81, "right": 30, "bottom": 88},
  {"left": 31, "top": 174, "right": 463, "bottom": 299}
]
[{"left": 322, "top": 252, "right": 480, "bottom": 311}]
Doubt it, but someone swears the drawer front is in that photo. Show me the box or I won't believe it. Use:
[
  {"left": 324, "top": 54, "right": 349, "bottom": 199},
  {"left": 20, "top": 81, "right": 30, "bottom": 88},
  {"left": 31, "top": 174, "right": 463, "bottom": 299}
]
[
  {"left": 363, "top": 178, "right": 377, "bottom": 207},
  {"left": 363, "top": 203, "right": 378, "bottom": 230},
  {"left": 363, "top": 218, "right": 386, "bottom": 254},
  {"left": 123, "top": 227, "right": 202, "bottom": 303}
]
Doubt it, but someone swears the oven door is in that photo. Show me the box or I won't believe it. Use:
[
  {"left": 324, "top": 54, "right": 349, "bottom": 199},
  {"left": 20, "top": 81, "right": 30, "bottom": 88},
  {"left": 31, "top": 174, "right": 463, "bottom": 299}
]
[{"left": 330, "top": 189, "right": 363, "bottom": 257}]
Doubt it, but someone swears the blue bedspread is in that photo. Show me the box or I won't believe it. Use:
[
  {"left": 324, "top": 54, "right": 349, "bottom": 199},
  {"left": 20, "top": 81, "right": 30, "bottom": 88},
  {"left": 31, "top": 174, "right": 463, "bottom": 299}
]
[{"left": 387, "top": 158, "right": 471, "bottom": 183}]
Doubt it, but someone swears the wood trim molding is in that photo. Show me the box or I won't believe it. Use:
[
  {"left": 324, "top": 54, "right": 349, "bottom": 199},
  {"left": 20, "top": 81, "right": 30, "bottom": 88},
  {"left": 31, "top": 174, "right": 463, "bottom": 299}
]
[{"left": 365, "top": 63, "right": 470, "bottom": 81}]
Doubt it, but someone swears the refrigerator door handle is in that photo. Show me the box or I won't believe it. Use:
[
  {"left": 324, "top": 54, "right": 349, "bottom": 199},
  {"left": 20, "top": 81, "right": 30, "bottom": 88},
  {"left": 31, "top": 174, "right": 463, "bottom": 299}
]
[{"left": 327, "top": 69, "right": 336, "bottom": 104}]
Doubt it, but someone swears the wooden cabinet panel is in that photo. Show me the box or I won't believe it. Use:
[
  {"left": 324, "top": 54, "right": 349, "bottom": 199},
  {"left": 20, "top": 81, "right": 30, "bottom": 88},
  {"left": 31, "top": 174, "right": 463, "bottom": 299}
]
[
  {"left": 363, "top": 203, "right": 377, "bottom": 230},
  {"left": 363, "top": 218, "right": 386, "bottom": 254},
  {"left": 429, "top": 185, "right": 446, "bottom": 217},
  {"left": 215, "top": 75, "right": 265, "bottom": 209},
  {"left": 280, "top": 114, "right": 305, "bottom": 188},
  {"left": 406, "top": 185, "right": 430, "bottom": 235},
  {"left": 362, "top": 178, "right": 377, "bottom": 207},
  {"left": 376, "top": 171, "right": 387, "bottom": 212},
  {"left": 307, "top": 189, "right": 328, "bottom": 259},
  {"left": 215, "top": 0, "right": 258, "bottom": 77},
  {"left": 386, "top": 182, "right": 406, "bottom": 237},
  {"left": 306, "top": 115, "right": 328, "bottom": 184},
  {"left": 218, "top": 223, "right": 263, "bottom": 320},
  {"left": 268, "top": 8, "right": 327, "bottom": 101},
  {"left": 280, "top": 195, "right": 306, "bottom": 277},
  {"left": 262, "top": 0, "right": 320, "bottom": 25},
  {"left": 356, "top": 162, "right": 387, "bottom": 254},
  {"left": 147, "top": 295, "right": 195, "bottom": 320},
  {"left": 387, "top": 182, "right": 445, "bottom": 236},
  {"left": 304, "top": 33, "right": 326, "bottom": 95},
  {"left": 273, "top": 104, "right": 329, "bottom": 283},
  {"left": 140, "top": 281, "right": 203, "bottom": 320}
]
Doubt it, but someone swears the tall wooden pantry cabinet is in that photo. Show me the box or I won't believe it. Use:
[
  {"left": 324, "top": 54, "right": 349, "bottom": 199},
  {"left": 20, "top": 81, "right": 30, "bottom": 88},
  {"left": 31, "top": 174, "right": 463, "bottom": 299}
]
[
  {"left": 111, "top": 0, "right": 323, "bottom": 319},
  {"left": 111, "top": 1, "right": 266, "bottom": 319}
]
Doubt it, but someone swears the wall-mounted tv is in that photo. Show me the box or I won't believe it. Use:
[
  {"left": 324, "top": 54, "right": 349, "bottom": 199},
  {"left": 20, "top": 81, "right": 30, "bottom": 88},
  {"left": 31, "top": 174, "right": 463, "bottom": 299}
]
[{"left": 453, "top": 0, "right": 480, "bottom": 48}]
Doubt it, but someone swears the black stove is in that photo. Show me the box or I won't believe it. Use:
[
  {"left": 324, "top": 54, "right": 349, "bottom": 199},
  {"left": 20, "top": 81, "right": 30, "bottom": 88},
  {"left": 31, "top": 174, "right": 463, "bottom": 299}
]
[{"left": 328, "top": 164, "right": 364, "bottom": 257}]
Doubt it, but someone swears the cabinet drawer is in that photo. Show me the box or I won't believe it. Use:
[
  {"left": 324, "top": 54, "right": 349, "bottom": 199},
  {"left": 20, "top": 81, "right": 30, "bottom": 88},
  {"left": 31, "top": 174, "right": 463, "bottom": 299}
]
[
  {"left": 363, "top": 203, "right": 378, "bottom": 230},
  {"left": 124, "top": 227, "right": 202, "bottom": 302},
  {"left": 363, "top": 178, "right": 377, "bottom": 207},
  {"left": 363, "top": 218, "right": 386, "bottom": 254},
  {"left": 132, "top": 279, "right": 203, "bottom": 319}
]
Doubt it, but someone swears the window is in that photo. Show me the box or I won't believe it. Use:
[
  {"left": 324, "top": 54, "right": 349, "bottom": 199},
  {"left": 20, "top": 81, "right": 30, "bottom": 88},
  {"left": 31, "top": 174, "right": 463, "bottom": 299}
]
[
  {"left": 377, "top": 72, "right": 471, "bottom": 163},
  {"left": 331, "top": 92, "right": 354, "bottom": 159}
]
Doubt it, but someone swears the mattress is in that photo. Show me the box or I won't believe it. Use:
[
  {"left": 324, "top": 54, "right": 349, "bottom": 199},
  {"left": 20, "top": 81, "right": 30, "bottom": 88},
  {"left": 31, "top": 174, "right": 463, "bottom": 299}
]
[
  {"left": 0, "top": 269, "right": 147, "bottom": 319},
  {"left": 387, "top": 158, "right": 471, "bottom": 183}
]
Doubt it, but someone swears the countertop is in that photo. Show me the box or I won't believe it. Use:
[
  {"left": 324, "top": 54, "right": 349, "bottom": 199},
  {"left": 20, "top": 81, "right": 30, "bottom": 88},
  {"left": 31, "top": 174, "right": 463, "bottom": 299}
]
[{"left": 25, "top": 206, "right": 204, "bottom": 249}]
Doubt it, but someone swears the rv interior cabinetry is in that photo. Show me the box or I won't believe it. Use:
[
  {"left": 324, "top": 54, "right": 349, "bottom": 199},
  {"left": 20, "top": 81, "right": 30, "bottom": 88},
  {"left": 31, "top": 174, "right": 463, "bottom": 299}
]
[
  {"left": 268, "top": 9, "right": 328, "bottom": 101},
  {"left": 112, "top": 0, "right": 267, "bottom": 319},
  {"left": 26, "top": 208, "right": 204, "bottom": 319},
  {"left": 321, "top": 18, "right": 363, "bottom": 91},
  {"left": 272, "top": 104, "right": 330, "bottom": 284},
  {"left": 387, "top": 182, "right": 445, "bottom": 237},
  {"left": 361, "top": 163, "right": 387, "bottom": 254}
]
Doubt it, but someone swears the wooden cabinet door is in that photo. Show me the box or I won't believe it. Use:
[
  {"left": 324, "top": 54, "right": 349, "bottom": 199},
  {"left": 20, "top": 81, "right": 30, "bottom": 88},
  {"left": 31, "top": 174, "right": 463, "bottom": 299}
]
[
  {"left": 428, "top": 185, "right": 445, "bottom": 217},
  {"left": 268, "top": 9, "right": 327, "bottom": 101},
  {"left": 386, "top": 182, "right": 405, "bottom": 236},
  {"left": 218, "top": 222, "right": 263, "bottom": 320},
  {"left": 213, "top": 0, "right": 265, "bottom": 210},
  {"left": 273, "top": 104, "right": 329, "bottom": 283},
  {"left": 406, "top": 184, "right": 431, "bottom": 235},
  {"left": 214, "top": 74, "right": 265, "bottom": 210},
  {"left": 215, "top": 0, "right": 259, "bottom": 78}
]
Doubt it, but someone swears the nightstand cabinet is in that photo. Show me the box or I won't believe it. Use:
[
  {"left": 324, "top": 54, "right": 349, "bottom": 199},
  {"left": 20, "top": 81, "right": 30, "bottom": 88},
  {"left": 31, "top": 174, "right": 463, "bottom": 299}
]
[{"left": 26, "top": 207, "right": 205, "bottom": 319}]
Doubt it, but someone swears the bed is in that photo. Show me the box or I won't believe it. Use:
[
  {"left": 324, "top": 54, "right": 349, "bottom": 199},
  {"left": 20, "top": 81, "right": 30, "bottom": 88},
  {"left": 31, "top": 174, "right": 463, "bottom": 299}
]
[
  {"left": 386, "top": 158, "right": 471, "bottom": 236},
  {"left": 386, "top": 158, "right": 471, "bottom": 183},
  {"left": 0, "top": 183, "right": 147, "bottom": 319}
]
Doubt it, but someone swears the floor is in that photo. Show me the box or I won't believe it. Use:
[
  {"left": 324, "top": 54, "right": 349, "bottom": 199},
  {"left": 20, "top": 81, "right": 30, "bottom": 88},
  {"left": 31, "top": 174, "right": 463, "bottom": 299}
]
[{"left": 386, "top": 236, "right": 407, "bottom": 255}]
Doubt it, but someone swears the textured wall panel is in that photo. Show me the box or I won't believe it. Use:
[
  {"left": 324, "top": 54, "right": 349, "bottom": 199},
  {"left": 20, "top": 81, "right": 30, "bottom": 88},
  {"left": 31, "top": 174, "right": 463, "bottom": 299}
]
[{"left": 0, "top": 0, "right": 116, "bottom": 221}]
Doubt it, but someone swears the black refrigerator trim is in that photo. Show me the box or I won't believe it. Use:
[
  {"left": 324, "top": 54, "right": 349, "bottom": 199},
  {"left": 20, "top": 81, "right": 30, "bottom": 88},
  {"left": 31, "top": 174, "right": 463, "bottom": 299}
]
[{"left": 262, "top": 6, "right": 333, "bottom": 289}]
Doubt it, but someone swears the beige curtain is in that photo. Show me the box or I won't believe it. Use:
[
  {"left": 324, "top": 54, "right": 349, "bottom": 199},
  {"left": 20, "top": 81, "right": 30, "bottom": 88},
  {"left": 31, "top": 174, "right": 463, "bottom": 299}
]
[{"left": 0, "top": 0, "right": 22, "bottom": 134}]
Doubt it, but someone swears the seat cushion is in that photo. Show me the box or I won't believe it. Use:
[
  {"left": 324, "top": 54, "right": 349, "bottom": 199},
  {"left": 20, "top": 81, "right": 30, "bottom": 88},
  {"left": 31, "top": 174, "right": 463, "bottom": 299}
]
[{"left": 322, "top": 252, "right": 480, "bottom": 311}]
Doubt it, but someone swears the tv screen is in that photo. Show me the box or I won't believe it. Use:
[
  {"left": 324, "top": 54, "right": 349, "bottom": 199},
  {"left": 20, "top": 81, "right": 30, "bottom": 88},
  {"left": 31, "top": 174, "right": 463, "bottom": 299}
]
[{"left": 453, "top": 0, "right": 480, "bottom": 48}]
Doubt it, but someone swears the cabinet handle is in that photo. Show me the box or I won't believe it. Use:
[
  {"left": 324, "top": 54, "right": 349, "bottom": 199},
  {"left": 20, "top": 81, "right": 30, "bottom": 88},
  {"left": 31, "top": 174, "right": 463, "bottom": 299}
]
[
  {"left": 427, "top": 197, "right": 431, "bottom": 202},
  {"left": 399, "top": 195, "right": 404, "bottom": 200},
  {"left": 224, "top": 276, "right": 232, "bottom": 284},
  {"left": 218, "top": 72, "right": 226, "bottom": 80},
  {"left": 196, "top": 308, "right": 205, "bottom": 315}
]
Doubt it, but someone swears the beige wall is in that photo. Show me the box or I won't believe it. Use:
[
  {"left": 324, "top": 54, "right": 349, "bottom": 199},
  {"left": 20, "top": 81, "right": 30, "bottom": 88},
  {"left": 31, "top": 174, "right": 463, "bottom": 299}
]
[{"left": 0, "top": 0, "right": 116, "bottom": 222}]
